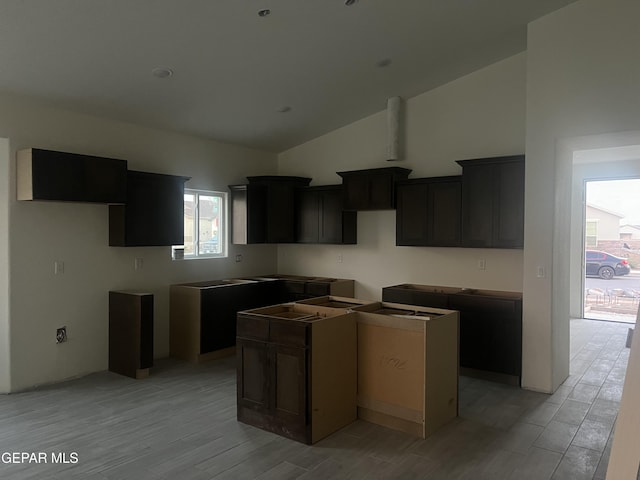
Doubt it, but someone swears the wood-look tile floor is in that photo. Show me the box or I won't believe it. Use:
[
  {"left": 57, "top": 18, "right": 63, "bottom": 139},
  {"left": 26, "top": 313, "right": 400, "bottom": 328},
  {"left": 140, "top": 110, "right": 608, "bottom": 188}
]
[{"left": 0, "top": 319, "right": 631, "bottom": 479}]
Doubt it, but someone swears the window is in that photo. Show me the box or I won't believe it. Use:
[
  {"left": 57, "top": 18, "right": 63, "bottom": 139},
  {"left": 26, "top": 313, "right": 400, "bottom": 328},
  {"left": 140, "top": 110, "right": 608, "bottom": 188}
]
[{"left": 177, "top": 189, "right": 227, "bottom": 258}]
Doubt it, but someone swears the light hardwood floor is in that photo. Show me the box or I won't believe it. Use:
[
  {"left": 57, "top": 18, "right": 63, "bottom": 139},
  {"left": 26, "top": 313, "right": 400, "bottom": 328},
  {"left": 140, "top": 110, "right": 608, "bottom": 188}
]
[{"left": 0, "top": 319, "right": 630, "bottom": 479}]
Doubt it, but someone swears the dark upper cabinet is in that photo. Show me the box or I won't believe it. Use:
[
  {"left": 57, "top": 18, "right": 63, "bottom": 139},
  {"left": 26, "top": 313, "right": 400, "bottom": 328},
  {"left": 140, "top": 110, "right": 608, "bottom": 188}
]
[
  {"left": 230, "top": 176, "right": 311, "bottom": 244},
  {"left": 109, "top": 170, "right": 189, "bottom": 247},
  {"left": 17, "top": 148, "right": 127, "bottom": 203},
  {"left": 457, "top": 155, "right": 524, "bottom": 249},
  {"left": 337, "top": 167, "right": 411, "bottom": 210},
  {"left": 296, "top": 185, "right": 357, "bottom": 244},
  {"left": 396, "top": 176, "right": 461, "bottom": 247}
]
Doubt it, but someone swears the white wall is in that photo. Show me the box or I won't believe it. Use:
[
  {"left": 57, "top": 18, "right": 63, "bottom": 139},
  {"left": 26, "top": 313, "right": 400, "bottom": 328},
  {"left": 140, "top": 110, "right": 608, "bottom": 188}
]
[
  {"left": 525, "top": 0, "right": 640, "bottom": 392},
  {"left": 277, "top": 54, "right": 526, "bottom": 301},
  {"left": 0, "top": 93, "right": 278, "bottom": 392},
  {"left": 0, "top": 138, "right": 11, "bottom": 392}
]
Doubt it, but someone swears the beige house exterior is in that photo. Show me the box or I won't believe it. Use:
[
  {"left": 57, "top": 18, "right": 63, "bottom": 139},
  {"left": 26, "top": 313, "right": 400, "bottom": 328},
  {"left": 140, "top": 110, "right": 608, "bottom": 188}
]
[{"left": 585, "top": 203, "right": 625, "bottom": 247}]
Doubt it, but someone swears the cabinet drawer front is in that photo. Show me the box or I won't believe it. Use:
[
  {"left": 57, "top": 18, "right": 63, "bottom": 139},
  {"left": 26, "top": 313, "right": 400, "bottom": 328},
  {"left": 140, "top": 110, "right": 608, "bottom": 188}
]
[
  {"left": 305, "top": 282, "right": 330, "bottom": 297},
  {"left": 237, "top": 314, "right": 269, "bottom": 341},
  {"left": 449, "top": 295, "right": 520, "bottom": 316},
  {"left": 283, "top": 280, "right": 306, "bottom": 294},
  {"left": 270, "top": 320, "right": 309, "bottom": 347}
]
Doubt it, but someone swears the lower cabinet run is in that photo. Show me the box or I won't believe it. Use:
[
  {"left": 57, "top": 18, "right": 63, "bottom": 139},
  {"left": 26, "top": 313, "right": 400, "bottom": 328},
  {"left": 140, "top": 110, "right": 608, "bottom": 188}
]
[
  {"left": 382, "top": 284, "right": 523, "bottom": 385},
  {"left": 236, "top": 303, "right": 358, "bottom": 444},
  {"left": 236, "top": 297, "right": 459, "bottom": 443}
]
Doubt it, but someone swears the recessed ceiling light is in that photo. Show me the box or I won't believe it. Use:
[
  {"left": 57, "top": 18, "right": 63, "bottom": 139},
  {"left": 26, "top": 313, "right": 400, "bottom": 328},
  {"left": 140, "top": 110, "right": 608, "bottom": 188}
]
[
  {"left": 276, "top": 106, "right": 292, "bottom": 113},
  {"left": 152, "top": 67, "right": 173, "bottom": 79},
  {"left": 345, "top": 0, "right": 358, "bottom": 5},
  {"left": 376, "top": 59, "right": 392, "bottom": 68},
  {"left": 258, "top": 9, "right": 271, "bottom": 17}
]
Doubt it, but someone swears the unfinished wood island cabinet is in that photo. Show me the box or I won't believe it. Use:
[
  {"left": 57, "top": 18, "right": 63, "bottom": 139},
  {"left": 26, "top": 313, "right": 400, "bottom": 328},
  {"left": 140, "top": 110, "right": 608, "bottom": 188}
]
[
  {"left": 352, "top": 302, "right": 459, "bottom": 439},
  {"left": 236, "top": 303, "right": 357, "bottom": 444}
]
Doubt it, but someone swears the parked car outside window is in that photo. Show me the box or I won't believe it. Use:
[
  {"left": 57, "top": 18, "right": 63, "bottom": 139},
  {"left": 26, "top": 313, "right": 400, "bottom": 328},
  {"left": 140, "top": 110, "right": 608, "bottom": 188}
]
[{"left": 585, "top": 250, "right": 631, "bottom": 279}]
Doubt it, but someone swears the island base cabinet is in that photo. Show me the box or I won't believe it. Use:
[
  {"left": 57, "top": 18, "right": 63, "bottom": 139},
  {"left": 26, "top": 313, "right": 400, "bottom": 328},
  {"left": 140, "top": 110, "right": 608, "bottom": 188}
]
[
  {"left": 236, "top": 307, "right": 357, "bottom": 444},
  {"left": 353, "top": 302, "right": 459, "bottom": 439}
]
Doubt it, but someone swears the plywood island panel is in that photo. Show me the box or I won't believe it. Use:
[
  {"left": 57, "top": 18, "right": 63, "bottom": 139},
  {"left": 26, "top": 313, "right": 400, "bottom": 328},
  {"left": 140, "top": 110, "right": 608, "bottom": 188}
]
[{"left": 353, "top": 302, "right": 459, "bottom": 438}]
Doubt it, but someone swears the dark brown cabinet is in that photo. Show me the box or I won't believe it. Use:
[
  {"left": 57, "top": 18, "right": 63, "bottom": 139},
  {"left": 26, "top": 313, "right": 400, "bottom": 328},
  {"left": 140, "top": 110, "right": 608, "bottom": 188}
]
[
  {"left": 296, "top": 185, "right": 357, "bottom": 244},
  {"left": 17, "top": 148, "right": 127, "bottom": 203},
  {"left": 396, "top": 176, "right": 461, "bottom": 247},
  {"left": 109, "top": 170, "right": 189, "bottom": 247},
  {"left": 237, "top": 304, "right": 357, "bottom": 444},
  {"left": 337, "top": 167, "right": 411, "bottom": 210},
  {"left": 382, "top": 284, "right": 522, "bottom": 384},
  {"left": 108, "top": 291, "right": 154, "bottom": 379},
  {"left": 457, "top": 155, "right": 524, "bottom": 248},
  {"left": 448, "top": 291, "right": 522, "bottom": 381},
  {"left": 230, "top": 176, "right": 311, "bottom": 244},
  {"left": 170, "top": 279, "right": 279, "bottom": 363}
]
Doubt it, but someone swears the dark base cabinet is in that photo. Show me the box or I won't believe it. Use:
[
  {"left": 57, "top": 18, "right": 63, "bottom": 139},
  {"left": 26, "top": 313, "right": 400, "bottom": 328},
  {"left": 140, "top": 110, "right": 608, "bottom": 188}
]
[
  {"left": 382, "top": 284, "right": 522, "bottom": 384},
  {"left": 170, "top": 279, "right": 273, "bottom": 364},
  {"left": 170, "top": 275, "right": 355, "bottom": 363},
  {"left": 236, "top": 304, "right": 357, "bottom": 444},
  {"left": 108, "top": 291, "right": 154, "bottom": 379}
]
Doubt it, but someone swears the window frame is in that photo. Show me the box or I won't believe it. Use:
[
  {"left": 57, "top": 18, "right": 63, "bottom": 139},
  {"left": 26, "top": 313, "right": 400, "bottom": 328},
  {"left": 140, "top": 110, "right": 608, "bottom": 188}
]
[{"left": 176, "top": 188, "right": 228, "bottom": 260}]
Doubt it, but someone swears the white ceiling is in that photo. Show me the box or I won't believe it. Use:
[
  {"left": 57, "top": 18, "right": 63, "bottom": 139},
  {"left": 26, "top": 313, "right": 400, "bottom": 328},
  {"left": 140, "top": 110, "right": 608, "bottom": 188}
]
[{"left": 0, "top": 0, "right": 576, "bottom": 152}]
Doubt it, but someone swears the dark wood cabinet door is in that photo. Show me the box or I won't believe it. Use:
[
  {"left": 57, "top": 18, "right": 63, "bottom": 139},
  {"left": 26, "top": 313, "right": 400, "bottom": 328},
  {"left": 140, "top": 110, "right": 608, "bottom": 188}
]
[
  {"left": 342, "top": 175, "right": 370, "bottom": 211},
  {"left": 109, "top": 171, "right": 187, "bottom": 246},
  {"left": 448, "top": 294, "right": 522, "bottom": 377},
  {"left": 319, "top": 187, "right": 356, "bottom": 244},
  {"left": 368, "top": 173, "right": 394, "bottom": 210},
  {"left": 339, "top": 167, "right": 411, "bottom": 211},
  {"left": 237, "top": 338, "right": 270, "bottom": 411},
  {"left": 271, "top": 344, "right": 308, "bottom": 429},
  {"left": 458, "top": 156, "right": 524, "bottom": 249},
  {"left": 296, "top": 186, "right": 356, "bottom": 245},
  {"left": 460, "top": 164, "right": 494, "bottom": 247},
  {"left": 266, "top": 182, "right": 296, "bottom": 243},
  {"left": 493, "top": 159, "right": 525, "bottom": 248},
  {"left": 231, "top": 177, "right": 310, "bottom": 244},
  {"left": 296, "top": 189, "right": 320, "bottom": 243},
  {"left": 396, "top": 182, "right": 429, "bottom": 246},
  {"left": 396, "top": 176, "right": 461, "bottom": 247},
  {"left": 428, "top": 180, "right": 462, "bottom": 247}
]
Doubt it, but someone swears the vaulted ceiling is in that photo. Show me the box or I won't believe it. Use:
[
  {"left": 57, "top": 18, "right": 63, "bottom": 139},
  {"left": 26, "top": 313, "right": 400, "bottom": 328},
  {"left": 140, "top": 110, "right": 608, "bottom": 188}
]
[{"left": 0, "top": 0, "right": 577, "bottom": 152}]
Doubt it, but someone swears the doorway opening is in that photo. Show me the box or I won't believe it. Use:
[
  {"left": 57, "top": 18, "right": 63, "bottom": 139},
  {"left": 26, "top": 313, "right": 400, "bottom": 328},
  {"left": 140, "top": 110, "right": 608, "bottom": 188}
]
[{"left": 583, "top": 178, "right": 640, "bottom": 324}]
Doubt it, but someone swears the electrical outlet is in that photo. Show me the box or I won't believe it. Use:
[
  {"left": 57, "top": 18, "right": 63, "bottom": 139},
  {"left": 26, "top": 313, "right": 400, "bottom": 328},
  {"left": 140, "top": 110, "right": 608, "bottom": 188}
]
[
  {"left": 56, "top": 326, "right": 67, "bottom": 344},
  {"left": 337, "top": 254, "right": 343, "bottom": 263},
  {"left": 134, "top": 258, "right": 143, "bottom": 271},
  {"left": 54, "top": 261, "right": 64, "bottom": 275},
  {"left": 235, "top": 254, "right": 243, "bottom": 263},
  {"left": 477, "top": 259, "right": 486, "bottom": 270}
]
